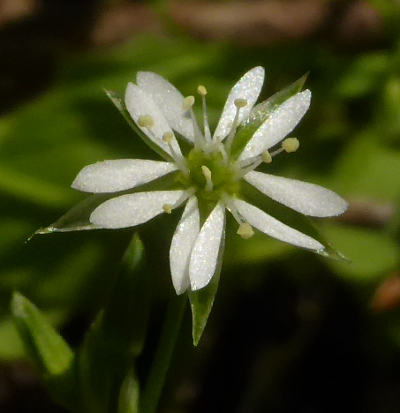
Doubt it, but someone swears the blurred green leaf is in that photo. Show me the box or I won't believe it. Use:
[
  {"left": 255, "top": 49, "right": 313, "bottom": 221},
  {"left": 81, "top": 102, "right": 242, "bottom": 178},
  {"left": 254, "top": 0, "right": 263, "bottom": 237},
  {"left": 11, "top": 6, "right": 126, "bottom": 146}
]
[
  {"left": 118, "top": 367, "right": 140, "bottom": 413},
  {"left": 322, "top": 224, "right": 399, "bottom": 281},
  {"left": 78, "top": 234, "right": 148, "bottom": 413},
  {"left": 11, "top": 292, "right": 74, "bottom": 375},
  {"left": 336, "top": 53, "right": 389, "bottom": 98}
]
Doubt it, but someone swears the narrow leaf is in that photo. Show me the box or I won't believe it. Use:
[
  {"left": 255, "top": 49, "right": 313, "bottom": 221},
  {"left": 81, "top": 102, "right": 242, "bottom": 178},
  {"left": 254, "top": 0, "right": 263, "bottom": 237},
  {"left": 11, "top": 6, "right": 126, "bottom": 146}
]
[
  {"left": 118, "top": 367, "right": 140, "bottom": 413},
  {"left": 11, "top": 292, "right": 74, "bottom": 375}
]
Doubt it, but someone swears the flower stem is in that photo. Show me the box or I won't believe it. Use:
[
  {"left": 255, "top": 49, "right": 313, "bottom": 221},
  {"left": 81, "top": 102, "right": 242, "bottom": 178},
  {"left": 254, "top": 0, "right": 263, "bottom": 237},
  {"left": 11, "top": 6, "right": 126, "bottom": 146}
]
[{"left": 141, "top": 294, "right": 187, "bottom": 413}]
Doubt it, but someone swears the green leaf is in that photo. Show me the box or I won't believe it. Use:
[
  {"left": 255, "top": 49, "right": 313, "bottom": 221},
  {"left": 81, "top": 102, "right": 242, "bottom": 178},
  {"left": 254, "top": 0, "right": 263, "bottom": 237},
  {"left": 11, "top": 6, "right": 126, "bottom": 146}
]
[
  {"left": 118, "top": 368, "right": 140, "bottom": 413},
  {"left": 321, "top": 223, "right": 399, "bottom": 281},
  {"left": 78, "top": 233, "right": 149, "bottom": 413},
  {"left": 188, "top": 234, "right": 225, "bottom": 346},
  {"left": 105, "top": 89, "right": 172, "bottom": 162},
  {"left": 231, "top": 73, "right": 308, "bottom": 158},
  {"left": 11, "top": 292, "right": 74, "bottom": 375},
  {"left": 11, "top": 293, "right": 78, "bottom": 411}
]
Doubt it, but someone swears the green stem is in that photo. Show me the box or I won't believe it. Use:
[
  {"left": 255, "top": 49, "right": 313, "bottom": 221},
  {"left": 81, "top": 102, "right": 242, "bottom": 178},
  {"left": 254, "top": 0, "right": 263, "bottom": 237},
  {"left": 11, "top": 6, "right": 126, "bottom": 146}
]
[{"left": 140, "top": 294, "right": 187, "bottom": 413}]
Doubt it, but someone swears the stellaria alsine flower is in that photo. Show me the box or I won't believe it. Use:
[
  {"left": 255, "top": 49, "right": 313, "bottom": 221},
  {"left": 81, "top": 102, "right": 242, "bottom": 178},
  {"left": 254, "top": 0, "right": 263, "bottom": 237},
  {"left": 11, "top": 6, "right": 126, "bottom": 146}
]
[{"left": 70, "top": 67, "right": 348, "bottom": 294}]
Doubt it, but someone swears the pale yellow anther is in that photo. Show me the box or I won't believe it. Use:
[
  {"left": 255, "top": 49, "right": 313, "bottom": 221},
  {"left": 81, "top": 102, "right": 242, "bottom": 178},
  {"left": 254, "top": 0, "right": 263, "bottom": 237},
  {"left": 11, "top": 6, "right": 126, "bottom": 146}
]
[
  {"left": 234, "top": 98, "right": 247, "bottom": 108},
  {"left": 261, "top": 151, "right": 272, "bottom": 164},
  {"left": 137, "top": 115, "right": 154, "bottom": 128},
  {"left": 237, "top": 222, "right": 254, "bottom": 239},
  {"left": 197, "top": 85, "right": 207, "bottom": 96},
  {"left": 163, "top": 204, "right": 173, "bottom": 214},
  {"left": 183, "top": 96, "right": 195, "bottom": 111},
  {"left": 162, "top": 131, "right": 174, "bottom": 143},
  {"left": 282, "top": 137, "right": 300, "bottom": 153},
  {"left": 201, "top": 165, "right": 213, "bottom": 191}
]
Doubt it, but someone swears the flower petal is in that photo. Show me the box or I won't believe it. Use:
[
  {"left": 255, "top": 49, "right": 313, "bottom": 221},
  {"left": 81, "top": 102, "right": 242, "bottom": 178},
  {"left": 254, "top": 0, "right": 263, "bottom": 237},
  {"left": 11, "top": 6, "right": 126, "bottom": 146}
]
[
  {"left": 170, "top": 196, "right": 200, "bottom": 295},
  {"left": 233, "top": 198, "right": 324, "bottom": 251},
  {"left": 136, "top": 71, "right": 194, "bottom": 142},
  {"left": 213, "top": 67, "right": 265, "bottom": 141},
  {"left": 90, "top": 190, "right": 186, "bottom": 229},
  {"left": 125, "top": 82, "right": 182, "bottom": 157},
  {"left": 189, "top": 203, "right": 225, "bottom": 291},
  {"left": 238, "top": 89, "right": 311, "bottom": 162},
  {"left": 245, "top": 171, "right": 348, "bottom": 217},
  {"left": 72, "top": 159, "right": 177, "bottom": 193}
]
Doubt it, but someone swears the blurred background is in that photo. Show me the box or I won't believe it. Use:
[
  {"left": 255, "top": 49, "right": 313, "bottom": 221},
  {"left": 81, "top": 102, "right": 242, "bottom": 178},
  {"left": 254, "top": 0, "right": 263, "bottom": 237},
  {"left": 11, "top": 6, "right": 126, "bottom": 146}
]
[{"left": 1, "top": 0, "right": 400, "bottom": 411}]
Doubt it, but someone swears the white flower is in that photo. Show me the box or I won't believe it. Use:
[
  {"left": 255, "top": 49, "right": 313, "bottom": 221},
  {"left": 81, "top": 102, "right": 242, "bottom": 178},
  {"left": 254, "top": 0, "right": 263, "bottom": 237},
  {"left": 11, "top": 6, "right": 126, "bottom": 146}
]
[{"left": 71, "top": 67, "right": 348, "bottom": 294}]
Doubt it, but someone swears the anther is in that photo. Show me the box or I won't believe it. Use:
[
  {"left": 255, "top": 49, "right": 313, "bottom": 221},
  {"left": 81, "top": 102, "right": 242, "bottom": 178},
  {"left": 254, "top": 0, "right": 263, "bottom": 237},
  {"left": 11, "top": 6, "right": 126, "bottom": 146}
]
[
  {"left": 163, "top": 204, "right": 173, "bottom": 214},
  {"left": 183, "top": 96, "right": 195, "bottom": 111},
  {"left": 234, "top": 98, "right": 247, "bottom": 108},
  {"left": 237, "top": 222, "right": 254, "bottom": 239},
  {"left": 282, "top": 137, "right": 300, "bottom": 153},
  {"left": 162, "top": 131, "right": 174, "bottom": 143},
  {"left": 197, "top": 85, "right": 207, "bottom": 96},
  {"left": 201, "top": 165, "right": 213, "bottom": 191},
  {"left": 138, "top": 114, "right": 154, "bottom": 128},
  {"left": 261, "top": 151, "right": 272, "bottom": 164}
]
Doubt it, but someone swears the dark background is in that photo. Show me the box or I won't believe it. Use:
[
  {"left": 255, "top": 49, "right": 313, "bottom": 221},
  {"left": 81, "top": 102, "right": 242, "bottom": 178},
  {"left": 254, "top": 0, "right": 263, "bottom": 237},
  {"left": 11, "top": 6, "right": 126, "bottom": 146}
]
[{"left": 1, "top": 0, "right": 400, "bottom": 412}]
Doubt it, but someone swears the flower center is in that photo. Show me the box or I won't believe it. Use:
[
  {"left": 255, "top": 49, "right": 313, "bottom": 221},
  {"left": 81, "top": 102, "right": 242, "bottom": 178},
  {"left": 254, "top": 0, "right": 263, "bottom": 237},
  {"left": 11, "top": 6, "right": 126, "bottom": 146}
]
[{"left": 182, "top": 148, "right": 239, "bottom": 202}]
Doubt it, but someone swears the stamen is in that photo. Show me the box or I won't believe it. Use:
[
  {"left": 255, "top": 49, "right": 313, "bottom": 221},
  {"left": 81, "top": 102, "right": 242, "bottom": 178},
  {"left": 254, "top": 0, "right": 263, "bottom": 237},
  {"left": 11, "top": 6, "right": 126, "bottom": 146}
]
[
  {"left": 224, "top": 98, "right": 248, "bottom": 154},
  {"left": 183, "top": 96, "right": 195, "bottom": 111},
  {"left": 237, "top": 222, "right": 255, "bottom": 239},
  {"left": 261, "top": 150, "right": 272, "bottom": 164},
  {"left": 197, "top": 85, "right": 207, "bottom": 96},
  {"left": 138, "top": 114, "right": 154, "bottom": 128},
  {"left": 234, "top": 98, "right": 247, "bottom": 108},
  {"left": 162, "top": 132, "right": 188, "bottom": 175},
  {"left": 201, "top": 165, "right": 213, "bottom": 191},
  {"left": 197, "top": 84, "right": 212, "bottom": 142},
  {"left": 162, "top": 131, "right": 174, "bottom": 144},
  {"left": 282, "top": 137, "right": 300, "bottom": 153},
  {"left": 162, "top": 189, "right": 195, "bottom": 215},
  {"left": 163, "top": 204, "right": 173, "bottom": 214}
]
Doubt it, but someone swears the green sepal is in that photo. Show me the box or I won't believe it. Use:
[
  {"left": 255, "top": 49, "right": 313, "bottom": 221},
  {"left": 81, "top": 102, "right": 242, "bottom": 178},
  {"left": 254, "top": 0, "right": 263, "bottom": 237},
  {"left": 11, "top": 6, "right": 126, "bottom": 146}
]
[
  {"left": 11, "top": 292, "right": 78, "bottom": 410},
  {"left": 35, "top": 171, "right": 181, "bottom": 235},
  {"left": 231, "top": 73, "right": 309, "bottom": 158},
  {"left": 188, "top": 232, "right": 225, "bottom": 346},
  {"left": 78, "top": 234, "right": 149, "bottom": 413},
  {"left": 105, "top": 89, "right": 173, "bottom": 162}
]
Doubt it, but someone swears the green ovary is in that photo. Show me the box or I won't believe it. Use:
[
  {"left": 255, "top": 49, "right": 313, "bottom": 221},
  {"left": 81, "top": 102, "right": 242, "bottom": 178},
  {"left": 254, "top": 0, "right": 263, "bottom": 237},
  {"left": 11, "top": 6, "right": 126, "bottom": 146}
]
[{"left": 182, "top": 149, "right": 240, "bottom": 201}]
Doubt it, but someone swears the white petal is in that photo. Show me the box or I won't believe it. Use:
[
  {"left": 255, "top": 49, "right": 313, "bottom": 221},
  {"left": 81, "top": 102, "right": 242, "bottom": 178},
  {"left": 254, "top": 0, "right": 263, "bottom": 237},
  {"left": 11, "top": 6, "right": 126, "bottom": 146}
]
[
  {"left": 125, "top": 83, "right": 182, "bottom": 157},
  {"left": 137, "top": 71, "right": 194, "bottom": 142},
  {"left": 72, "top": 159, "right": 177, "bottom": 193},
  {"left": 169, "top": 196, "right": 200, "bottom": 295},
  {"left": 213, "top": 67, "right": 265, "bottom": 141},
  {"left": 238, "top": 89, "right": 311, "bottom": 162},
  {"left": 233, "top": 198, "right": 324, "bottom": 251},
  {"left": 189, "top": 203, "right": 225, "bottom": 291},
  {"left": 90, "top": 190, "right": 186, "bottom": 229},
  {"left": 245, "top": 171, "right": 348, "bottom": 217}
]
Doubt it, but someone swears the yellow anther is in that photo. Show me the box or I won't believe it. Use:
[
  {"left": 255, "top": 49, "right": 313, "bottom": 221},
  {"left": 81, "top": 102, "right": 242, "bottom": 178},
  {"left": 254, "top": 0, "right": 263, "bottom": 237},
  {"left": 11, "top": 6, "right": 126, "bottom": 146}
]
[
  {"left": 282, "top": 137, "right": 300, "bottom": 153},
  {"left": 163, "top": 204, "right": 173, "bottom": 214},
  {"left": 183, "top": 96, "right": 195, "bottom": 111},
  {"left": 237, "top": 222, "right": 254, "bottom": 239},
  {"left": 137, "top": 115, "right": 154, "bottom": 128},
  {"left": 162, "top": 131, "right": 174, "bottom": 143},
  {"left": 197, "top": 85, "right": 208, "bottom": 96},
  {"left": 234, "top": 98, "right": 247, "bottom": 108},
  {"left": 261, "top": 151, "right": 272, "bottom": 164}
]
